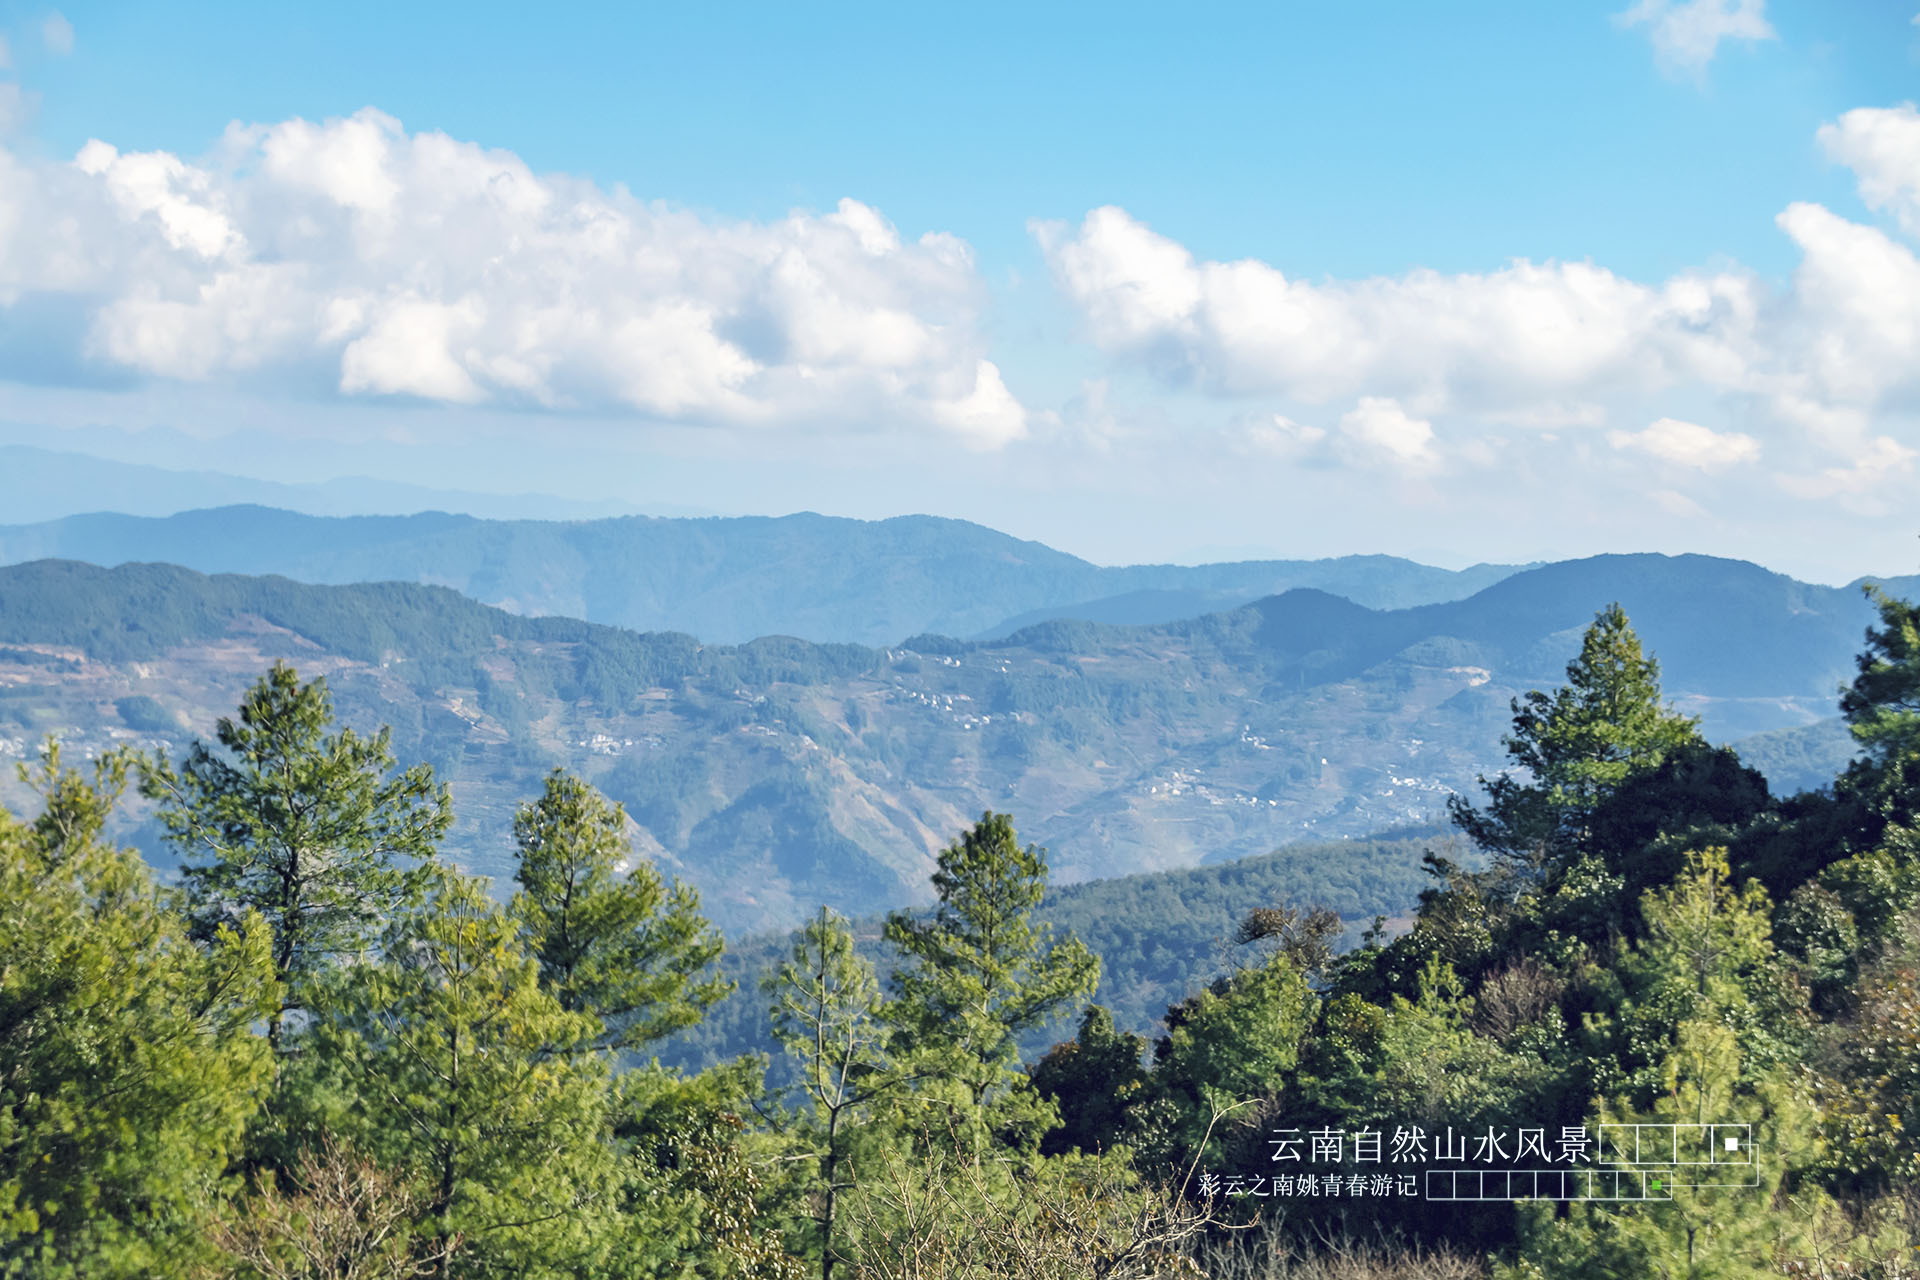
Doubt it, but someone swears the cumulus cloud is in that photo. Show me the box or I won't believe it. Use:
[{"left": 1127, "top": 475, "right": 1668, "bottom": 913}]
[
  {"left": 1616, "top": 0, "right": 1774, "bottom": 78},
  {"left": 0, "top": 108, "right": 1026, "bottom": 447},
  {"left": 1036, "top": 118, "right": 1920, "bottom": 502},
  {"left": 1233, "top": 399, "right": 1443, "bottom": 473},
  {"left": 1034, "top": 205, "right": 1761, "bottom": 415},
  {"left": 40, "top": 12, "right": 72, "bottom": 56},
  {"left": 1609, "top": 417, "right": 1759, "bottom": 469},
  {"left": 1818, "top": 104, "right": 1920, "bottom": 240},
  {"left": 1338, "top": 397, "right": 1438, "bottom": 471}
]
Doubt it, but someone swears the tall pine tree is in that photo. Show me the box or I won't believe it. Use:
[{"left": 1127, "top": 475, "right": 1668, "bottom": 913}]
[{"left": 142, "top": 662, "right": 451, "bottom": 1053}]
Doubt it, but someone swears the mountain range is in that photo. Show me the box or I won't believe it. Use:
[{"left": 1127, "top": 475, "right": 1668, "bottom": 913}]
[
  {"left": 0, "top": 551, "right": 1901, "bottom": 936},
  {"left": 0, "top": 443, "right": 723, "bottom": 524},
  {"left": 0, "top": 503, "right": 1526, "bottom": 647}
]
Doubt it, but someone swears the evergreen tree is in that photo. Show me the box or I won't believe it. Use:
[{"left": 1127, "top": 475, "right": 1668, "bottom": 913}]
[
  {"left": 0, "top": 745, "right": 274, "bottom": 1278},
  {"left": 1148, "top": 952, "right": 1314, "bottom": 1164},
  {"left": 765, "top": 907, "right": 900, "bottom": 1280},
  {"left": 1451, "top": 603, "right": 1702, "bottom": 880},
  {"left": 1613, "top": 847, "right": 1799, "bottom": 1091},
  {"left": 304, "top": 872, "right": 617, "bottom": 1277},
  {"left": 1506, "top": 852, "right": 1824, "bottom": 1280},
  {"left": 883, "top": 813, "right": 1099, "bottom": 1115},
  {"left": 143, "top": 663, "right": 451, "bottom": 1053},
  {"left": 1838, "top": 585, "right": 1920, "bottom": 836},
  {"left": 1028, "top": 1005, "right": 1149, "bottom": 1157},
  {"left": 511, "top": 769, "right": 728, "bottom": 1054}
]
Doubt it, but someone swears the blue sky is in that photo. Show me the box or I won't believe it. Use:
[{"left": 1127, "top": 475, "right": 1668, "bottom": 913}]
[{"left": 0, "top": 0, "right": 1917, "bottom": 580}]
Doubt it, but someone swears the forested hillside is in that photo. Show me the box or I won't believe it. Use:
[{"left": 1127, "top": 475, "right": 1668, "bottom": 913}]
[
  {"left": 7, "top": 589, "right": 1920, "bottom": 1277},
  {"left": 0, "top": 554, "right": 1905, "bottom": 936},
  {"left": 658, "top": 824, "right": 1457, "bottom": 1078},
  {"left": 0, "top": 505, "right": 1522, "bottom": 645}
]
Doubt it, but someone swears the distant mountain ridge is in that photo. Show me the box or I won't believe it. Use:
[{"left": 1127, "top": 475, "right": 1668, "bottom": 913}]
[
  {"left": 0, "top": 552, "right": 1904, "bottom": 936},
  {"left": 0, "top": 504, "right": 1526, "bottom": 646},
  {"left": 0, "top": 443, "right": 714, "bottom": 523}
]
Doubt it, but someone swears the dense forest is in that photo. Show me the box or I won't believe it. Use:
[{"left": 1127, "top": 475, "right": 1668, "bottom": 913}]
[
  {"left": 5, "top": 586, "right": 1920, "bottom": 1278},
  {"left": 657, "top": 823, "right": 1456, "bottom": 1079}
]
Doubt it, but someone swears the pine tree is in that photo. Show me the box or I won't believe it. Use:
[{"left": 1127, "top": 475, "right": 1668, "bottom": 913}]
[
  {"left": 510, "top": 769, "right": 728, "bottom": 1055},
  {"left": 0, "top": 744, "right": 274, "bottom": 1278},
  {"left": 1451, "top": 603, "right": 1701, "bottom": 879},
  {"left": 766, "top": 907, "right": 900, "bottom": 1280},
  {"left": 883, "top": 813, "right": 1099, "bottom": 1116},
  {"left": 143, "top": 663, "right": 451, "bottom": 1053},
  {"left": 1838, "top": 585, "right": 1920, "bottom": 835},
  {"left": 304, "top": 872, "right": 617, "bottom": 1277}
]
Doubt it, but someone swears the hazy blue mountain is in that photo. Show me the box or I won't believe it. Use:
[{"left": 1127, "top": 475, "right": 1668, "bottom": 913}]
[
  {"left": 1726, "top": 717, "right": 1861, "bottom": 796},
  {"left": 0, "top": 504, "right": 1523, "bottom": 646},
  {"left": 970, "top": 562, "right": 1525, "bottom": 640},
  {"left": 0, "top": 443, "right": 712, "bottom": 524},
  {"left": 0, "top": 553, "right": 1900, "bottom": 935}
]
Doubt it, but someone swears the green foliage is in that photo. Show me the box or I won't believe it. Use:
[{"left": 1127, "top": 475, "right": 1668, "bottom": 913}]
[
  {"left": 6, "top": 573, "right": 1920, "bottom": 1277},
  {"left": 656, "top": 826, "right": 1444, "bottom": 1086},
  {"left": 883, "top": 813, "right": 1099, "bottom": 1116},
  {"left": 300, "top": 871, "right": 618, "bottom": 1275},
  {"left": 1027, "top": 1005, "right": 1149, "bottom": 1157},
  {"left": 1842, "top": 585, "right": 1920, "bottom": 767},
  {"left": 765, "top": 907, "right": 900, "bottom": 1279},
  {"left": 1451, "top": 602, "right": 1703, "bottom": 879},
  {"left": 142, "top": 662, "right": 451, "bottom": 1052},
  {"left": 1838, "top": 586, "right": 1920, "bottom": 841},
  {"left": 0, "top": 745, "right": 273, "bottom": 1278},
  {"left": 1615, "top": 847, "right": 1798, "bottom": 1090},
  {"left": 511, "top": 768, "right": 729, "bottom": 1054},
  {"left": 1149, "top": 952, "right": 1314, "bottom": 1163}
]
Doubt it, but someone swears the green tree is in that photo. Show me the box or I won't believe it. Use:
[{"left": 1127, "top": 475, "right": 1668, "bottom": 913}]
[
  {"left": 510, "top": 769, "right": 728, "bottom": 1054},
  {"left": 1028, "top": 1005, "right": 1149, "bottom": 1157},
  {"left": 765, "top": 907, "right": 900, "bottom": 1280},
  {"left": 1452, "top": 603, "right": 1702, "bottom": 879},
  {"left": 883, "top": 813, "right": 1099, "bottom": 1116},
  {"left": 612, "top": 1060, "right": 806, "bottom": 1280},
  {"left": 1838, "top": 586, "right": 1920, "bottom": 834},
  {"left": 0, "top": 744, "right": 274, "bottom": 1279},
  {"left": 1503, "top": 850, "right": 1827, "bottom": 1279},
  {"left": 143, "top": 663, "right": 451, "bottom": 1053},
  {"left": 1148, "top": 953, "right": 1314, "bottom": 1164},
  {"left": 304, "top": 872, "right": 616, "bottom": 1277},
  {"left": 1612, "top": 847, "right": 1798, "bottom": 1091},
  {"left": 1817, "top": 896, "right": 1920, "bottom": 1200},
  {"left": 1842, "top": 586, "right": 1920, "bottom": 767}
]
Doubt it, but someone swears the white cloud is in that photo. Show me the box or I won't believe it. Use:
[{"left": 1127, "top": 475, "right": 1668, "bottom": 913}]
[
  {"left": 1035, "top": 205, "right": 1761, "bottom": 415},
  {"left": 1037, "top": 117, "right": 1920, "bottom": 504},
  {"left": 0, "top": 83, "right": 31, "bottom": 136},
  {"left": 40, "top": 11, "right": 72, "bottom": 56},
  {"left": 0, "top": 108, "right": 1025, "bottom": 446},
  {"left": 75, "top": 139, "right": 242, "bottom": 259},
  {"left": 1770, "top": 201, "right": 1920, "bottom": 415},
  {"left": 1338, "top": 397, "right": 1438, "bottom": 471},
  {"left": 1616, "top": 0, "right": 1774, "bottom": 78},
  {"left": 1818, "top": 104, "right": 1920, "bottom": 239},
  {"left": 1608, "top": 417, "right": 1759, "bottom": 469},
  {"left": 1777, "top": 435, "right": 1916, "bottom": 503}
]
